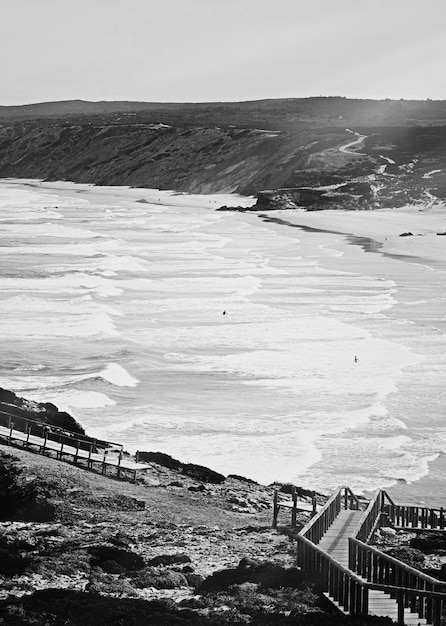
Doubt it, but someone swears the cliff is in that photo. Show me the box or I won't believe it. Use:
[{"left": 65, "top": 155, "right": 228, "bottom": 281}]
[{"left": 1, "top": 98, "right": 446, "bottom": 209}]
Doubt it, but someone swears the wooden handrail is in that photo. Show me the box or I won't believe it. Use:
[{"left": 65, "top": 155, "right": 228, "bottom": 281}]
[
  {"left": 296, "top": 486, "right": 446, "bottom": 625},
  {"left": 0, "top": 409, "right": 123, "bottom": 451},
  {"left": 353, "top": 489, "right": 382, "bottom": 544},
  {"left": 300, "top": 486, "right": 341, "bottom": 544},
  {"left": 350, "top": 537, "right": 445, "bottom": 587}
]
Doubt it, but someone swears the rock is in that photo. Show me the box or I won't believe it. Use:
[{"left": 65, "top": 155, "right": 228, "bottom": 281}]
[
  {"left": 110, "top": 531, "right": 134, "bottom": 547},
  {"left": 131, "top": 566, "right": 188, "bottom": 589},
  {"left": 184, "top": 572, "right": 204, "bottom": 588},
  {"left": 399, "top": 231, "right": 414, "bottom": 237},
  {"left": 137, "top": 451, "right": 226, "bottom": 483},
  {"left": 0, "top": 547, "right": 30, "bottom": 576},
  {"left": 182, "top": 463, "right": 225, "bottom": 484},
  {"left": 182, "top": 565, "right": 194, "bottom": 573},
  {"left": 227, "top": 474, "right": 258, "bottom": 485},
  {"left": 86, "top": 573, "right": 140, "bottom": 597},
  {"left": 88, "top": 545, "right": 145, "bottom": 572},
  {"left": 411, "top": 532, "right": 446, "bottom": 552},
  {"left": 137, "top": 451, "right": 182, "bottom": 470},
  {"left": 188, "top": 484, "right": 206, "bottom": 492},
  {"left": 98, "top": 559, "right": 127, "bottom": 574},
  {"left": 0, "top": 387, "right": 84, "bottom": 435},
  {"left": 385, "top": 547, "right": 425, "bottom": 569},
  {"left": 380, "top": 527, "right": 397, "bottom": 537},
  {"left": 168, "top": 481, "right": 184, "bottom": 488},
  {"left": 197, "top": 560, "right": 305, "bottom": 592},
  {"left": 147, "top": 554, "right": 192, "bottom": 567}
]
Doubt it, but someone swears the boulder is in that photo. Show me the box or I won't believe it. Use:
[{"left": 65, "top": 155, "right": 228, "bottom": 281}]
[
  {"left": 197, "top": 560, "right": 305, "bottom": 592},
  {"left": 88, "top": 545, "right": 145, "bottom": 572}
]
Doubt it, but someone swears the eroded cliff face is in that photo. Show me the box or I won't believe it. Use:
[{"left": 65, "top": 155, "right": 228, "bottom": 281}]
[
  {"left": 1, "top": 100, "right": 446, "bottom": 208},
  {"left": 0, "top": 121, "right": 300, "bottom": 195}
]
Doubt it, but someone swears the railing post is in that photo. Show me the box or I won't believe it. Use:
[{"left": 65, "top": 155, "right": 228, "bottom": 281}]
[
  {"left": 291, "top": 487, "right": 297, "bottom": 527},
  {"left": 311, "top": 491, "right": 317, "bottom": 516},
  {"left": 397, "top": 592, "right": 405, "bottom": 625},
  {"left": 8, "top": 418, "right": 14, "bottom": 442},
  {"left": 42, "top": 426, "right": 48, "bottom": 453},
  {"left": 117, "top": 450, "right": 122, "bottom": 478},
  {"left": 272, "top": 489, "right": 279, "bottom": 528},
  {"left": 74, "top": 439, "right": 80, "bottom": 464}
]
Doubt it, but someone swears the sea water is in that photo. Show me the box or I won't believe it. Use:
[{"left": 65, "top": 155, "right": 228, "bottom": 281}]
[{"left": 1, "top": 179, "right": 446, "bottom": 503}]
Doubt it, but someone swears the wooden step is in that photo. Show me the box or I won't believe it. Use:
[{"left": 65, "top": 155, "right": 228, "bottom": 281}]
[{"left": 324, "top": 591, "right": 429, "bottom": 625}]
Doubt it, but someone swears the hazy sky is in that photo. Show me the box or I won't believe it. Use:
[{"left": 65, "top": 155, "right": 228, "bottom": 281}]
[{"left": 2, "top": 0, "right": 445, "bottom": 105}]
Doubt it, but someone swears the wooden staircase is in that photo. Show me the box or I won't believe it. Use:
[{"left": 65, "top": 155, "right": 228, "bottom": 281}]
[{"left": 295, "top": 486, "right": 446, "bottom": 625}]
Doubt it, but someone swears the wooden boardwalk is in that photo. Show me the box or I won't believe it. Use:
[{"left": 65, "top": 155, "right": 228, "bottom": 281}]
[
  {"left": 295, "top": 486, "right": 446, "bottom": 625},
  {"left": 0, "top": 410, "right": 151, "bottom": 481},
  {"left": 319, "top": 509, "right": 428, "bottom": 624}
]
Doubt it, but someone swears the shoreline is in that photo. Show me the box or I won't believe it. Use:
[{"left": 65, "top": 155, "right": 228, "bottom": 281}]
[
  {"left": 252, "top": 206, "right": 446, "bottom": 507},
  {"left": 2, "top": 178, "right": 446, "bottom": 506}
]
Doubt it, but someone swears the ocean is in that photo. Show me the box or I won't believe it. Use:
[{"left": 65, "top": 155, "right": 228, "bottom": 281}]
[{"left": 1, "top": 178, "right": 446, "bottom": 505}]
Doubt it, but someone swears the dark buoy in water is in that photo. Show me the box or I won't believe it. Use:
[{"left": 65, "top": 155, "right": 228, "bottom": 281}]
[{"left": 223, "top": 310, "right": 226, "bottom": 316}]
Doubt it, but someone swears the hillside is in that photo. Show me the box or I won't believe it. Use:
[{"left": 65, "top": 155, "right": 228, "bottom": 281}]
[{"left": 0, "top": 98, "right": 446, "bottom": 208}]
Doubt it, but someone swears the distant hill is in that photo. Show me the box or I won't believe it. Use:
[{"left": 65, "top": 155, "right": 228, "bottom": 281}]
[
  {"left": 0, "top": 97, "right": 446, "bottom": 208},
  {"left": 2, "top": 97, "right": 446, "bottom": 128}
]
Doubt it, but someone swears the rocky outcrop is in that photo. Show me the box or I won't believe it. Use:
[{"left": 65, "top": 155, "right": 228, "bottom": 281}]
[
  {"left": 0, "top": 387, "right": 84, "bottom": 435},
  {"left": 137, "top": 451, "right": 226, "bottom": 484},
  {"left": 197, "top": 558, "right": 306, "bottom": 592}
]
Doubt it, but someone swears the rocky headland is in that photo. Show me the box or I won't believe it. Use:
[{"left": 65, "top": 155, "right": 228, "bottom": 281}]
[{"left": 1, "top": 97, "right": 446, "bottom": 212}]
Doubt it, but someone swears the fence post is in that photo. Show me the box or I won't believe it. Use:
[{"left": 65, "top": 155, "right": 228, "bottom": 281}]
[{"left": 272, "top": 490, "right": 279, "bottom": 528}]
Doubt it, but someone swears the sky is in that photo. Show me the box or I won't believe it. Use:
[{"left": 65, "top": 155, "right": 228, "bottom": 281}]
[{"left": 1, "top": 0, "right": 445, "bottom": 105}]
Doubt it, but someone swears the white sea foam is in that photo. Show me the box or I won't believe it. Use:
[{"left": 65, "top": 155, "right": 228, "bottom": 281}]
[
  {"left": 37, "top": 390, "right": 117, "bottom": 411},
  {"left": 97, "top": 363, "right": 139, "bottom": 387},
  {"left": 3, "top": 179, "right": 446, "bottom": 501}
]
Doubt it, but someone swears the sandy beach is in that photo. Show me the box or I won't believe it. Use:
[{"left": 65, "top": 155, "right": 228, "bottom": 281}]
[
  {"left": 268, "top": 204, "right": 446, "bottom": 264},
  {"left": 253, "top": 204, "right": 446, "bottom": 506}
]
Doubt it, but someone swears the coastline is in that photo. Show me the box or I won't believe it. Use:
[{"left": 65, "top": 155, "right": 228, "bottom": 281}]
[
  {"left": 251, "top": 205, "right": 446, "bottom": 507},
  {"left": 2, "top": 177, "right": 446, "bottom": 506}
]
